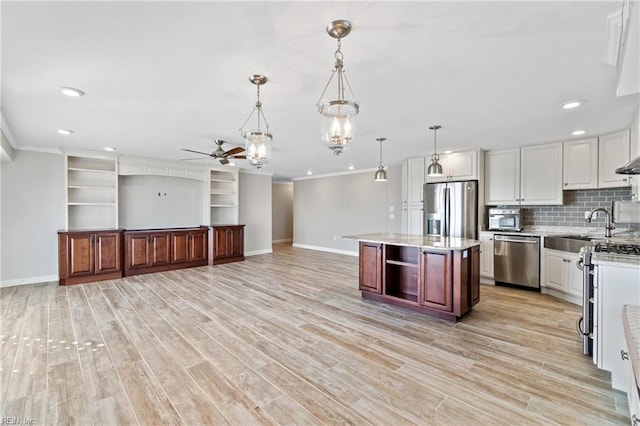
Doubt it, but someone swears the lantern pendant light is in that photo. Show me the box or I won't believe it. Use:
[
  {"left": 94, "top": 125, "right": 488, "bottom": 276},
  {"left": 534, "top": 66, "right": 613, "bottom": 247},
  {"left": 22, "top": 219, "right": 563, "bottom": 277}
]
[
  {"left": 374, "top": 137, "right": 387, "bottom": 182},
  {"left": 316, "top": 20, "right": 359, "bottom": 155},
  {"left": 427, "top": 125, "right": 443, "bottom": 177},
  {"left": 239, "top": 75, "right": 272, "bottom": 169}
]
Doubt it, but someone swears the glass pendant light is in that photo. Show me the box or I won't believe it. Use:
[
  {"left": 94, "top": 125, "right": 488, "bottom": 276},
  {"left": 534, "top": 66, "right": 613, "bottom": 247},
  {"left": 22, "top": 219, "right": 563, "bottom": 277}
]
[
  {"left": 427, "top": 125, "right": 443, "bottom": 177},
  {"left": 239, "top": 75, "right": 272, "bottom": 169},
  {"left": 374, "top": 137, "right": 387, "bottom": 182},
  {"left": 316, "top": 20, "right": 359, "bottom": 155}
]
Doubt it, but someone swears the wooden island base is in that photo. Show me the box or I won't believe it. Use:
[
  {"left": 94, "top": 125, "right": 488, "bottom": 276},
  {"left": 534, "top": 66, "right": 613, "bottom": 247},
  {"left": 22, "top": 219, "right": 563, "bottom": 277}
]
[{"left": 352, "top": 234, "right": 480, "bottom": 322}]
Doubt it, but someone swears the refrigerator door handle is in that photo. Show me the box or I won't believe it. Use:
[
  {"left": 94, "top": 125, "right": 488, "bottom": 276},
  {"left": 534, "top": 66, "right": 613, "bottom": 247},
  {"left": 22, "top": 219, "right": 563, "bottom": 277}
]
[{"left": 443, "top": 187, "right": 450, "bottom": 237}]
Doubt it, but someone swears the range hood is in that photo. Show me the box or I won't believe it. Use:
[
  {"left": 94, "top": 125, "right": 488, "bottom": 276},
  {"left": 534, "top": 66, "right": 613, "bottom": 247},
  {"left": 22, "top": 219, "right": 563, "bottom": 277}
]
[{"left": 616, "top": 156, "right": 640, "bottom": 175}]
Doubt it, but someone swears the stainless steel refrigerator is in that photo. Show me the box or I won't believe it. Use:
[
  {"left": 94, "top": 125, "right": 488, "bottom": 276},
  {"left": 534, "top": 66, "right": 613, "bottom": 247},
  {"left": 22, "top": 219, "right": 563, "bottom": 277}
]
[{"left": 423, "top": 180, "right": 478, "bottom": 239}]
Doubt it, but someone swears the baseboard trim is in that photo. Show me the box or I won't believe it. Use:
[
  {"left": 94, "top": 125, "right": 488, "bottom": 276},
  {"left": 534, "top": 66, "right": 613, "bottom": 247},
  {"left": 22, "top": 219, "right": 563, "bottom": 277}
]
[
  {"left": 292, "top": 243, "right": 358, "bottom": 257},
  {"left": 245, "top": 249, "right": 273, "bottom": 256},
  {"left": 1, "top": 274, "right": 59, "bottom": 288},
  {"left": 272, "top": 238, "right": 293, "bottom": 243}
]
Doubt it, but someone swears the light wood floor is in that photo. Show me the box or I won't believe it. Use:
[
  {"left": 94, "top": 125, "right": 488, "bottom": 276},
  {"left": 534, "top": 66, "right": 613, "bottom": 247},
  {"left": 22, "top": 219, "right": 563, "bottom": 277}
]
[{"left": 0, "top": 243, "right": 630, "bottom": 425}]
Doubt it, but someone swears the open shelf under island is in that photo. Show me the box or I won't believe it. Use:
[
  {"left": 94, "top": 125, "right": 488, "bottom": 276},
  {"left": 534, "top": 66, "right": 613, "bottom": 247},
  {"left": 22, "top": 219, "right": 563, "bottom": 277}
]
[{"left": 344, "top": 233, "right": 481, "bottom": 322}]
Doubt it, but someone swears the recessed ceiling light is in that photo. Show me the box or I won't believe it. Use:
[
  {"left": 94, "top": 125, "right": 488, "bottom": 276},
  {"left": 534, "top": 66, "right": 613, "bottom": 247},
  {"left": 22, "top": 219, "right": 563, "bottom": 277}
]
[
  {"left": 59, "top": 87, "right": 85, "bottom": 97},
  {"left": 348, "top": 165, "right": 355, "bottom": 170},
  {"left": 104, "top": 147, "right": 116, "bottom": 151},
  {"left": 228, "top": 161, "right": 236, "bottom": 167},
  {"left": 561, "top": 100, "right": 584, "bottom": 110},
  {"left": 443, "top": 150, "right": 453, "bottom": 154},
  {"left": 307, "top": 170, "right": 313, "bottom": 175},
  {"left": 572, "top": 130, "right": 586, "bottom": 136},
  {"left": 57, "top": 129, "right": 74, "bottom": 135}
]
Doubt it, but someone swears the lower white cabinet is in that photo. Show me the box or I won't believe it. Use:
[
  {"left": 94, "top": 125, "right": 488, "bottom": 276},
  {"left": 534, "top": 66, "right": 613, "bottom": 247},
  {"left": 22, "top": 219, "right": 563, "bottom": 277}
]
[
  {"left": 542, "top": 248, "right": 582, "bottom": 302},
  {"left": 479, "top": 232, "right": 494, "bottom": 279},
  {"left": 595, "top": 264, "right": 640, "bottom": 391}
]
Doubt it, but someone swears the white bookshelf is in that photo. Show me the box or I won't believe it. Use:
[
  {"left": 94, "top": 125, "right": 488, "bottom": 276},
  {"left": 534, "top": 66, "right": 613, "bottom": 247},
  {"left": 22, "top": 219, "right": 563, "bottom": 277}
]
[
  {"left": 209, "top": 168, "right": 238, "bottom": 225},
  {"left": 65, "top": 154, "right": 118, "bottom": 230}
]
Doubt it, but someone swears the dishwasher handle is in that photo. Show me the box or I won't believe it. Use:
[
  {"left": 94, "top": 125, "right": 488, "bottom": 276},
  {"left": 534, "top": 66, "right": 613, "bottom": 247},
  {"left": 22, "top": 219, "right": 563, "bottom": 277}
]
[{"left": 494, "top": 235, "right": 539, "bottom": 244}]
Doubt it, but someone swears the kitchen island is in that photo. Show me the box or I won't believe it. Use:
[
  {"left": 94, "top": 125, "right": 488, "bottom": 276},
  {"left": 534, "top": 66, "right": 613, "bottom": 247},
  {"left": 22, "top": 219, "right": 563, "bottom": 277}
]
[{"left": 345, "top": 233, "right": 481, "bottom": 321}]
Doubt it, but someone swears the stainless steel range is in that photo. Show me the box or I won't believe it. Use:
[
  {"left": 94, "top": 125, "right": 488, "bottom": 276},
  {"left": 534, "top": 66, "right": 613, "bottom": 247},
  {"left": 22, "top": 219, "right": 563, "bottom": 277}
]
[{"left": 578, "top": 241, "right": 640, "bottom": 356}]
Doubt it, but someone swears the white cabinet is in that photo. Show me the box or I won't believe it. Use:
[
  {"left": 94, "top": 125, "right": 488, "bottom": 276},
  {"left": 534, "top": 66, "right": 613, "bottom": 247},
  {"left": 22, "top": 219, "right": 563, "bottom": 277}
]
[
  {"left": 208, "top": 168, "right": 239, "bottom": 225},
  {"left": 485, "top": 143, "right": 563, "bottom": 205},
  {"left": 563, "top": 138, "right": 598, "bottom": 190},
  {"left": 595, "top": 264, "right": 640, "bottom": 391},
  {"left": 401, "top": 157, "right": 425, "bottom": 235},
  {"left": 479, "top": 232, "right": 494, "bottom": 279},
  {"left": 542, "top": 249, "right": 582, "bottom": 298},
  {"left": 426, "top": 149, "right": 481, "bottom": 183},
  {"left": 599, "top": 130, "right": 631, "bottom": 188},
  {"left": 64, "top": 152, "right": 118, "bottom": 230}
]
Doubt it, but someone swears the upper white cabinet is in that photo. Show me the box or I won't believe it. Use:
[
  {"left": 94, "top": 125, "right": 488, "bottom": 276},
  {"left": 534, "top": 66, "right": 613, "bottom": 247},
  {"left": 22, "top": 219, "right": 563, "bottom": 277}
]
[
  {"left": 64, "top": 152, "right": 118, "bottom": 230},
  {"left": 563, "top": 138, "right": 598, "bottom": 190},
  {"left": 485, "top": 143, "right": 562, "bottom": 205},
  {"left": 401, "top": 157, "right": 425, "bottom": 235},
  {"left": 484, "top": 148, "right": 520, "bottom": 205},
  {"left": 426, "top": 149, "right": 481, "bottom": 183},
  {"left": 598, "top": 130, "right": 631, "bottom": 188}
]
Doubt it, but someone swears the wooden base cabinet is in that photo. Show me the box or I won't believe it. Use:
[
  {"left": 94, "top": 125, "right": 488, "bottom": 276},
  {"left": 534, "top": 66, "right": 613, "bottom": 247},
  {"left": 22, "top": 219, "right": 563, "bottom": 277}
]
[
  {"left": 124, "top": 227, "right": 208, "bottom": 276},
  {"left": 359, "top": 242, "right": 480, "bottom": 321},
  {"left": 58, "top": 230, "right": 123, "bottom": 285},
  {"left": 209, "top": 225, "right": 245, "bottom": 265}
]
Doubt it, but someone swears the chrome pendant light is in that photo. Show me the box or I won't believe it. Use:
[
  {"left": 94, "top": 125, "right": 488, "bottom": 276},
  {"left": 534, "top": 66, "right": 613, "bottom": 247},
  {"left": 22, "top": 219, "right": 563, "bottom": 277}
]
[
  {"left": 316, "top": 20, "right": 359, "bottom": 155},
  {"left": 427, "top": 125, "right": 443, "bottom": 177},
  {"left": 374, "top": 137, "right": 387, "bottom": 182},
  {"left": 239, "top": 75, "right": 272, "bottom": 169}
]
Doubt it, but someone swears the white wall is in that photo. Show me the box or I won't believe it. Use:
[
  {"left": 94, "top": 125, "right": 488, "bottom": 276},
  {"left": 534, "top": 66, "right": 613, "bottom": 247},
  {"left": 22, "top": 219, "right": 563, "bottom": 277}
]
[
  {"left": 239, "top": 171, "right": 273, "bottom": 255},
  {"left": 1, "top": 150, "right": 65, "bottom": 284},
  {"left": 631, "top": 105, "right": 640, "bottom": 159},
  {"left": 272, "top": 182, "right": 293, "bottom": 242},
  {"left": 119, "top": 175, "right": 203, "bottom": 229},
  {"left": 292, "top": 165, "right": 402, "bottom": 255}
]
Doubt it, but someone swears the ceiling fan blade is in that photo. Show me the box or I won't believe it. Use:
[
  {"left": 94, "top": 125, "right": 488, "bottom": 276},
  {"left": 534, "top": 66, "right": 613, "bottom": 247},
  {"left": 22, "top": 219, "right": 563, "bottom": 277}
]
[
  {"left": 219, "top": 158, "right": 230, "bottom": 165},
  {"left": 230, "top": 155, "right": 246, "bottom": 159},
  {"left": 224, "top": 146, "right": 245, "bottom": 156},
  {"left": 181, "top": 148, "right": 213, "bottom": 156}
]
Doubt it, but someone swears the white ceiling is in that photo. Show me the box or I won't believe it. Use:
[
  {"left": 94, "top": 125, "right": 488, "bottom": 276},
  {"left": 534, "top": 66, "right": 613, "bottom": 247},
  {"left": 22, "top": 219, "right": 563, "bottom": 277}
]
[{"left": 2, "top": 1, "right": 639, "bottom": 180}]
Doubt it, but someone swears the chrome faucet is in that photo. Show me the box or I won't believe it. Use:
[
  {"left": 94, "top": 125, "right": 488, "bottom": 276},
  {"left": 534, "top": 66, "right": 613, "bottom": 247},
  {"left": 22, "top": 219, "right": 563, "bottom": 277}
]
[{"left": 586, "top": 208, "right": 614, "bottom": 238}]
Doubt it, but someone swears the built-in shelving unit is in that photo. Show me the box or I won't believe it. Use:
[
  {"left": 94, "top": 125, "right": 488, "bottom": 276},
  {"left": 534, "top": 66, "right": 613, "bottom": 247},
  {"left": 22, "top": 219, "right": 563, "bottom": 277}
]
[
  {"left": 65, "top": 153, "right": 118, "bottom": 230},
  {"left": 209, "top": 168, "right": 239, "bottom": 225},
  {"left": 384, "top": 245, "right": 419, "bottom": 302}
]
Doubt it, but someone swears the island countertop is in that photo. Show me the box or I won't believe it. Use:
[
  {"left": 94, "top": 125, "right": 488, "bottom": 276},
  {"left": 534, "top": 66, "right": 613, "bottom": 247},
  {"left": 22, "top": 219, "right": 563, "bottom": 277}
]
[{"left": 343, "top": 233, "right": 480, "bottom": 250}]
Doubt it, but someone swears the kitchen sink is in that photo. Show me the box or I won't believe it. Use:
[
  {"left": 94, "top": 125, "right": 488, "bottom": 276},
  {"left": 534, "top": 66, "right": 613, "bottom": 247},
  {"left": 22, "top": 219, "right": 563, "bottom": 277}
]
[{"left": 544, "top": 235, "right": 593, "bottom": 253}]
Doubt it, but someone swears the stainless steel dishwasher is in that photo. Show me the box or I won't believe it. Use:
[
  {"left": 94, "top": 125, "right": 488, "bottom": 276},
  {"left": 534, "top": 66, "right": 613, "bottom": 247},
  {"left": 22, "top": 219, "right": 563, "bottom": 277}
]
[{"left": 494, "top": 234, "right": 540, "bottom": 290}]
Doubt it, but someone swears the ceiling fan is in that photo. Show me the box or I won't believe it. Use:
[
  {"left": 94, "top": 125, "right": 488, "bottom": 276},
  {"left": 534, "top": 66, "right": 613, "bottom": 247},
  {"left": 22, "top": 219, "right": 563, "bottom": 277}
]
[{"left": 181, "top": 139, "right": 246, "bottom": 165}]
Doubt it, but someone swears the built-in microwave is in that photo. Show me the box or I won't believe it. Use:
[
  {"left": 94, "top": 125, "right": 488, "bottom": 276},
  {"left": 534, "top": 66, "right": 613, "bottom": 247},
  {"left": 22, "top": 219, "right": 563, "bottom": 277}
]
[{"left": 488, "top": 208, "right": 522, "bottom": 231}]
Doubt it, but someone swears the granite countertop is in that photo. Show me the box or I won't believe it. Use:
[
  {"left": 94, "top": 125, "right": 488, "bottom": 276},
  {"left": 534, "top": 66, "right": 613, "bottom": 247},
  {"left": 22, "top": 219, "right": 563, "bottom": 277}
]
[
  {"left": 592, "top": 253, "right": 640, "bottom": 268},
  {"left": 343, "top": 233, "right": 480, "bottom": 250},
  {"left": 481, "top": 226, "right": 640, "bottom": 242}
]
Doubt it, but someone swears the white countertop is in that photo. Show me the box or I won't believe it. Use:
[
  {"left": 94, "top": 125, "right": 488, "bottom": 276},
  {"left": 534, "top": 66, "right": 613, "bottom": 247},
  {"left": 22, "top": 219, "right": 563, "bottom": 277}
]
[
  {"left": 593, "top": 253, "right": 640, "bottom": 269},
  {"left": 343, "top": 233, "right": 480, "bottom": 250}
]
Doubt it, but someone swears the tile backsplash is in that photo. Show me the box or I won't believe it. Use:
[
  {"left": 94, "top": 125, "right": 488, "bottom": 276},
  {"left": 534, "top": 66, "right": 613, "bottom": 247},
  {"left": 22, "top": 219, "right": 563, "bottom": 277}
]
[{"left": 516, "top": 188, "right": 639, "bottom": 230}]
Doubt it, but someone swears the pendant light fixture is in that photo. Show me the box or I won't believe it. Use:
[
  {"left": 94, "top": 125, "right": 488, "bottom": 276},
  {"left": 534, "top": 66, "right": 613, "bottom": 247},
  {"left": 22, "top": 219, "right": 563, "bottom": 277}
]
[
  {"left": 374, "top": 137, "right": 387, "bottom": 182},
  {"left": 239, "top": 74, "right": 272, "bottom": 169},
  {"left": 427, "top": 125, "right": 443, "bottom": 177},
  {"left": 316, "top": 20, "right": 359, "bottom": 156}
]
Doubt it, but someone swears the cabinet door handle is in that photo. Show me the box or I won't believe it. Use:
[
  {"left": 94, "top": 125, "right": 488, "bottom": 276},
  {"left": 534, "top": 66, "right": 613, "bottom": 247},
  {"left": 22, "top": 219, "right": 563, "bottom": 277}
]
[
  {"left": 564, "top": 183, "right": 568, "bottom": 186},
  {"left": 623, "top": 178, "right": 628, "bottom": 182},
  {"left": 632, "top": 415, "right": 639, "bottom": 426},
  {"left": 621, "top": 350, "right": 629, "bottom": 360}
]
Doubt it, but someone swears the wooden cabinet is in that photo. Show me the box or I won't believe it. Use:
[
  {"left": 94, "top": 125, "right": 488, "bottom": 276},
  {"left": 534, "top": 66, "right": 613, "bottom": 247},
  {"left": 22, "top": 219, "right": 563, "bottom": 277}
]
[
  {"left": 419, "top": 251, "right": 453, "bottom": 312},
  {"left": 171, "top": 229, "right": 208, "bottom": 264},
  {"left": 209, "top": 225, "right": 245, "bottom": 264},
  {"left": 124, "top": 227, "right": 208, "bottom": 276},
  {"left": 479, "top": 232, "right": 494, "bottom": 279},
  {"left": 563, "top": 138, "right": 598, "bottom": 190},
  {"left": 485, "top": 143, "right": 562, "bottom": 205},
  {"left": 358, "top": 240, "right": 480, "bottom": 321},
  {"left": 58, "top": 230, "right": 123, "bottom": 285},
  {"left": 358, "top": 242, "right": 382, "bottom": 294},
  {"left": 401, "top": 158, "right": 425, "bottom": 235},
  {"left": 426, "top": 149, "right": 481, "bottom": 183},
  {"left": 599, "top": 130, "right": 631, "bottom": 188}
]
